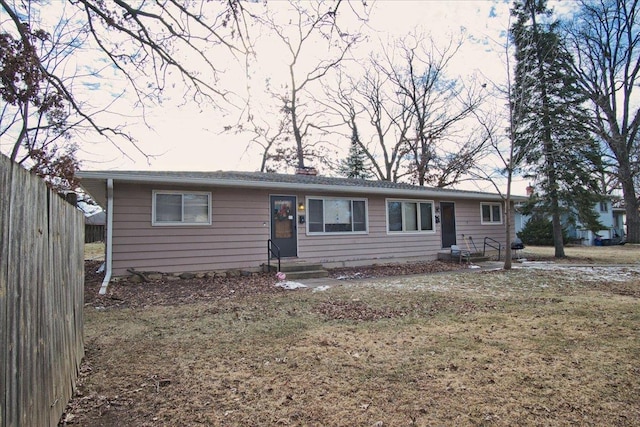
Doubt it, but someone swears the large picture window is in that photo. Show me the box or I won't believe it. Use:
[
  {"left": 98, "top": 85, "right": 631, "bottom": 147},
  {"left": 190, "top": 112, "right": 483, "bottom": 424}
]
[
  {"left": 153, "top": 191, "right": 211, "bottom": 225},
  {"left": 307, "top": 197, "right": 367, "bottom": 233},
  {"left": 481, "top": 202, "right": 502, "bottom": 224},
  {"left": 387, "top": 200, "right": 435, "bottom": 233}
]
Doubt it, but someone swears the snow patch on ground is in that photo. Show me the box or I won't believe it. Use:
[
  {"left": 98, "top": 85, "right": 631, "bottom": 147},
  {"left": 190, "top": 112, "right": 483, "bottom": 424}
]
[
  {"left": 342, "top": 263, "right": 640, "bottom": 294},
  {"left": 514, "top": 263, "right": 640, "bottom": 283},
  {"left": 275, "top": 281, "right": 308, "bottom": 290}
]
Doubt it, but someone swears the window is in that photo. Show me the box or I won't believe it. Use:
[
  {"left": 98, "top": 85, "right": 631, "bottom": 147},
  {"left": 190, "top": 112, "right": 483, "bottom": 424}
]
[
  {"left": 153, "top": 191, "right": 211, "bottom": 225},
  {"left": 307, "top": 197, "right": 367, "bottom": 233},
  {"left": 481, "top": 202, "right": 502, "bottom": 224},
  {"left": 599, "top": 201, "right": 608, "bottom": 212},
  {"left": 387, "top": 200, "right": 435, "bottom": 233}
]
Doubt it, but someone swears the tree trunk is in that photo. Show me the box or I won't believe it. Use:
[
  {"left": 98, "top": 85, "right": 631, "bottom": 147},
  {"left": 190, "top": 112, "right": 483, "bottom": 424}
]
[
  {"left": 503, "top": 197, "right": 513, "bottom": 270},
  {"left": 614, "top": 151, "right": 640, "bottom": 243},
  {"left": 529, "top": 2, "right": 565, "bottom": 258},
  {"left": 551, "top": 209, "right": 565, "bottom": 258},
  {"left": 621, "top": 176, "right": 640, "bottom": 243}
]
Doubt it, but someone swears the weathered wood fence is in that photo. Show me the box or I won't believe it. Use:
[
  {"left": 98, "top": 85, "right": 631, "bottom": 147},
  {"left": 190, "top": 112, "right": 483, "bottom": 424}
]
[
  {"left": 84, "top": 225, "right": 104, "bottom": 243},
  {"left": 1, "top": 154, "right": 85, "bottom": 427}
]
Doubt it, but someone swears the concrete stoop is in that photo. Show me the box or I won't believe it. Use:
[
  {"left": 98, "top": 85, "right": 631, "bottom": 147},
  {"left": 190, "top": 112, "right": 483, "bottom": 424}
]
[
  {"left": 266, "top": 260, "right": 329, "bottom": 280},
  {"left": 437, "top": 250, "right": 491, "bottom": 264}
]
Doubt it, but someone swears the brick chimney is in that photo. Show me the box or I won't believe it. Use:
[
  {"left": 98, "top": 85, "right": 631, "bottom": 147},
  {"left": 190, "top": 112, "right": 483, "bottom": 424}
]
[
  {"left": 526, "top": 185, "right": 534, "bottom": 196},
  {"left": 295, "top": 166, "right": 318, "bottom": 176}
]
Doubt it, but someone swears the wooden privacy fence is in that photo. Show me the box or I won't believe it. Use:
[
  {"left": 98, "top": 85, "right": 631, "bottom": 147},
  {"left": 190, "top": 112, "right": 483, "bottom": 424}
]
[
  {"left": 0, "top": 154, "right": 85, "bottom": 427},
  {"left": 84, "top": 224, "right": 104, "bottom": 243}
]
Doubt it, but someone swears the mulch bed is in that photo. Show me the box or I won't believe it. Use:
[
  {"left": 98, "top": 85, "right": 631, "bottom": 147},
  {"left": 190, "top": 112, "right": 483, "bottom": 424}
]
[{"left": 84, "top": 260, "right": 467, "bottom": 308}]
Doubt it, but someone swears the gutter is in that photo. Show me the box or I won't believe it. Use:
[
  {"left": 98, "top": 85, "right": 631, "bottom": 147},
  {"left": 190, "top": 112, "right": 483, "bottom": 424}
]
[
  {"left": 77, "top": 171, "right": 527, "bottom": 202},
  {"left": 99, "top": 178, "right": 113, "bottom": 295}
]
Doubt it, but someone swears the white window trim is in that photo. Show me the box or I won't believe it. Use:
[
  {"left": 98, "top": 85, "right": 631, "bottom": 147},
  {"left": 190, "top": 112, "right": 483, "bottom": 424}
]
[
  {"left": 480, "top": 202, "right": 503, "bottom": 225},
  {"left": 152, "top": 190, "right": 212, "bottom": 226},
  {"left": 386, "top": 199, "right": 437, "bottom": 234},
  {"left": 306, "top": 196, "right": 369, "bottom": 235}
]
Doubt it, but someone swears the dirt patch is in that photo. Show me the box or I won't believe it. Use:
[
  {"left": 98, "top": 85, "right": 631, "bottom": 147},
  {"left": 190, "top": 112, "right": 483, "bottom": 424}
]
[
  {"left": 84, "top": 260, "right": 466, "bottom": 309},
  {"left": 85, "top": 261, "right": 286, "bottom": 309},
  {"left": 329, "top": 260, "right": 465, "bottom": 279}
]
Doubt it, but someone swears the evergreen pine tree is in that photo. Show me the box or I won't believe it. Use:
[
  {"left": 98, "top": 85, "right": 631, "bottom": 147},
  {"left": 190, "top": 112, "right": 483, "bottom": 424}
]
[
  {"left": 510, "top": 0, "right": 603, "bottom": 257},
  {"left": 338, "top": 127, "right": 373, "bottom": 179}
]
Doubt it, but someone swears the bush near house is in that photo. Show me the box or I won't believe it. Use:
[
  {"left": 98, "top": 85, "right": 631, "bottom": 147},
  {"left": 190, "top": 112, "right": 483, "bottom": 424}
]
[{"left": 517, "top": 216, "right": 569, "bottom": 246}]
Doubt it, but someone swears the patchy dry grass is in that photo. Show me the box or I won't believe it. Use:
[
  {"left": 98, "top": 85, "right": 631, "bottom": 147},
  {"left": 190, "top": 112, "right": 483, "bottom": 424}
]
[
  {"left": 521, "top": 244, "right": 640, "bottom": 264},
  {"left": 84, "top": 242, "right": 105, "bottom": 261},
  {"left": 63, "top": 261, "right": 640, "bottom": 426}
]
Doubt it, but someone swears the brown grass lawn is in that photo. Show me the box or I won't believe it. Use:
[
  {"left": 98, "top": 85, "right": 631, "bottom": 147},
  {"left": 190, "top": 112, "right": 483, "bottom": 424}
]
[
  {"left": 521, "top": 244, "right": 640, "bottom": 264},
  {"left": 84, "top": 242, "right": 105, "bottom": 261},
  {"left": 62, "top": 245, "right": 640, "bottom": 426}
]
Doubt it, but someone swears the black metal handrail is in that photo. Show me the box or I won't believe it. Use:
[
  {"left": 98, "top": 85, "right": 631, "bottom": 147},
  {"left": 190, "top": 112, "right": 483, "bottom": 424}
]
[
  {"left": 267, "top": 239, "right": 281, "bottom": 272},
  {"left": 483, "top": 237, "right": 502, "bottom": 261}
]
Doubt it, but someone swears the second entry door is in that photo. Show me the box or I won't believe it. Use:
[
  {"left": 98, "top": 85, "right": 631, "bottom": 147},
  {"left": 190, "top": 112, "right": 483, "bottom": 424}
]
[{"left": 440, "top": 202, "right": 457, "bottom": 248}]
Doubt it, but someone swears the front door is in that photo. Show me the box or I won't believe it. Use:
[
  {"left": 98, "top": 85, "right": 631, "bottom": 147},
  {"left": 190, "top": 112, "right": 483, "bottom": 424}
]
[
  {"left": 440, "top": 202, "right": 457, "bottom": 248},
  {"left": 270, "top": 195, "right": 297, "bottom": 258}
]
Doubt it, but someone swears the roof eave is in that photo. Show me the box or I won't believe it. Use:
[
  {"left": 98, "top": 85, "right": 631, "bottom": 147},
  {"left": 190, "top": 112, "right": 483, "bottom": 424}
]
[{"left": 77, "top": 171, "right": 526, "bottom": 206}]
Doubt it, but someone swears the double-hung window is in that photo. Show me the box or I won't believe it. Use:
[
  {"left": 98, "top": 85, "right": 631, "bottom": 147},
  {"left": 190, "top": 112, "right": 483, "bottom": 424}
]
[
  {"left": 307, "top": 197, "right": 367, "bottom": 233},
  {"left": 153, "top": 191, "right": 211, "bottom": 225},
  {"left": 481, "top": 202, "right": 502, "bottom": 224},
  {"left": 387, "top": 200, "right": 435, "bottom": 233}
]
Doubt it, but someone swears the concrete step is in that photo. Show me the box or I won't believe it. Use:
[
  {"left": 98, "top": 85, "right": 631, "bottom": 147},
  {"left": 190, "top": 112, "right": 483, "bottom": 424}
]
[
  {"left": 278, "top": 261, "right": 325, "bottom": 273},
  {"left": 265, "top": 260, "right": 329, "bottom": 280},
  {"left": 437, "top": 252, "right": 490, "bottom": 263},
  {"left": 283, "top": 269, "right": 329, "bottom": 280}
]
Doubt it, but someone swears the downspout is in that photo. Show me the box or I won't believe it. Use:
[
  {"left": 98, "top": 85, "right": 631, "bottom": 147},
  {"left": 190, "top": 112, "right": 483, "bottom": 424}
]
[{"left": 99, "top": 178, "right": 113, "bottom": 295}]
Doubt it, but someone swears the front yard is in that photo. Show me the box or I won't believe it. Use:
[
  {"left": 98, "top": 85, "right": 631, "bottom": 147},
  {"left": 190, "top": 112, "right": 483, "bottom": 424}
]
[{"left": 61, "top": 246, "right": 640, "bottom": 426}]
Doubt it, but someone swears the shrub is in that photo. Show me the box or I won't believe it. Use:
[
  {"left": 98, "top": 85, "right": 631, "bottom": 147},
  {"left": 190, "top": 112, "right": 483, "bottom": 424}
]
[{"left": 517, "top": 216, "right": 568, "bottom": 246}]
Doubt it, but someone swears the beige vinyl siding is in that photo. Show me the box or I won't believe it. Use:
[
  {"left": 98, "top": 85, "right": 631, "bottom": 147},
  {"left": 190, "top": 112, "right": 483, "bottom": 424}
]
[
  {"left": 109, "top": 183, "right": 515, "bottom": 275},
  {"left": 450, "top": 199, "right": 513, "bottom": 251},
  {"left": 111, "top": 183, "right": 271, "bottom": 275},
  {"left": 297, "top": 195, "right": 443, "bottom": 267}
]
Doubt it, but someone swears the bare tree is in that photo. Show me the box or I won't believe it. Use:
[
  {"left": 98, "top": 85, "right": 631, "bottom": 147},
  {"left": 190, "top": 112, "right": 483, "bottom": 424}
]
[
  {"left": 227, "top": 111, "right": 292, "bottom": 173},
  {"left": 1, "top": 0, "right": 254, "bottom": 181},
  {"left": 325, "top": 64, "right": 409, "bottom": 182},
  {"left": 255, "top": 1, "right": 363, "bottom": 171},
  {"left": 565, "top": 0, "right": 640, "bottom": 243},
  {"left": 379, "top": 32, "right": 487, "bottom": 187}
]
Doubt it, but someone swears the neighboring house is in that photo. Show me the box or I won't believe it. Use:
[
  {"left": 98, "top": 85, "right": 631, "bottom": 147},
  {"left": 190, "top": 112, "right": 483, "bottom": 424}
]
[
  {"left": 514, "top": 198, "right": 626, "bottom": 245},
  {"left": 78, "top": 170, "right": 526, "bottom": 278}
]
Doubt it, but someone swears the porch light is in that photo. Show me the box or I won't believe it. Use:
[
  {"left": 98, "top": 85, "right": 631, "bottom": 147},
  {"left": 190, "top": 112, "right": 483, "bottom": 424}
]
[{"left": 298, "top": 202, "right": 305, "bottom": 211}]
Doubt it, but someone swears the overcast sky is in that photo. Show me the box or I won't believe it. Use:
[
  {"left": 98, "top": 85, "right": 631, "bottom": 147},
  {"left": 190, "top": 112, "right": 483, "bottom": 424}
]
[{"left": 70, "top": 0, "right": 572, "bottom": 195}]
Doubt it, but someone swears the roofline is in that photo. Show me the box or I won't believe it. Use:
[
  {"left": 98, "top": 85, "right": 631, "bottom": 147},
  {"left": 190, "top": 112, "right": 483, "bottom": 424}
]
[{"left": 77, "top": 171, "right": 528, "bottom": 203}]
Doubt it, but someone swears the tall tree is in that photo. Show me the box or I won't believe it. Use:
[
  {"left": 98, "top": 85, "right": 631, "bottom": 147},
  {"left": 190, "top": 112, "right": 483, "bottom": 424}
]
[
  {"left": 338, "top": 127, "right": 373, "bottom": 179},
  {"left": 379, "top": 33, "right": 487, "bottom": 187},
  {"left": 324, "top": 33, "right": 488, "bottom": 186},
  {"left": 510, "top": 0, "right": 604, "bottom": 257},
  {"left": 1, "top": 3, "right": 83, "bottom": 190},
  {"left": 255, "top": 1, "right": 362, "bottom": 171},
  {"left": 322, "top": 64, "right": 408, "bottom": 181},
  {"left": 565, "top": 0, "right": 640, "bottom": 243},
  {"left": 1, "top": 0, "right": 254, "bottom": 180}
]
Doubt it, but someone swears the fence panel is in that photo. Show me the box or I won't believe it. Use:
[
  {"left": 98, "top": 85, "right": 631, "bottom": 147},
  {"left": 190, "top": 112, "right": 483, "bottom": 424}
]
[{"left": 0, "top": 154, "right": 84, "bottom": 427}]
